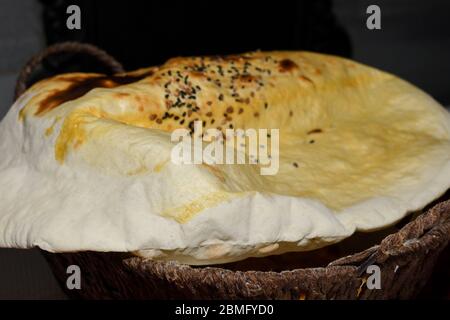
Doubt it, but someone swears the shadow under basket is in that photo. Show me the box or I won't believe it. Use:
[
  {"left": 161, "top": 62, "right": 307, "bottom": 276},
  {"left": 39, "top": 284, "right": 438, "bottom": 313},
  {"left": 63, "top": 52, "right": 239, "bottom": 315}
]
[{"left": 41, "top": 199, "right": 450, "bottom": 300}]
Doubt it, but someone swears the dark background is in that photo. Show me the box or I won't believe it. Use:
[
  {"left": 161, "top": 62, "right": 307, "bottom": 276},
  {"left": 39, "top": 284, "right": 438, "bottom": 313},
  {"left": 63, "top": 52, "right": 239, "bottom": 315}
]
[
  {"left": 0, "top": 0, "right": 449, "bottom": 299},
  {"left": 39, "top": 0, "right": 352, "bottom": 68}
]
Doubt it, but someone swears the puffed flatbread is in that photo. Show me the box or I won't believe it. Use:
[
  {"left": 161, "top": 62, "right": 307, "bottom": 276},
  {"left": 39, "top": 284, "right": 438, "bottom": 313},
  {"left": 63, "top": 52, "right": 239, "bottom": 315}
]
[{"left": 1, "top": 51, "right": 449, "bottom": 264}]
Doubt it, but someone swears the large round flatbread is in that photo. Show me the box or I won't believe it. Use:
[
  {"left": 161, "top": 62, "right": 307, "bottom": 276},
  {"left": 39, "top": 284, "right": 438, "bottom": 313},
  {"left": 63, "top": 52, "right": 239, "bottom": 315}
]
[{"left": 1, "top": 51, "right": 450, "bottom": 264}]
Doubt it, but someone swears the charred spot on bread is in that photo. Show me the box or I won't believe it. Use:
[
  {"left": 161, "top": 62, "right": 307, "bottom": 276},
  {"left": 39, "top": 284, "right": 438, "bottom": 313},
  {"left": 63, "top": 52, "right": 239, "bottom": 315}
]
[
  {"left": 279, "top": 59, "right": 298, "bottom": 72},
  {"left": 36, "top": 71, "right": 154, "bottom": 115}
]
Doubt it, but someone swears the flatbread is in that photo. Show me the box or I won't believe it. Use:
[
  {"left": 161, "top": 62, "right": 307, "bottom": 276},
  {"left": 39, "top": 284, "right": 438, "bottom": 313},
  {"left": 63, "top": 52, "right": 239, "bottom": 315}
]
[{"left": 1, "top": 51, "right": 450, "bottom": 264}]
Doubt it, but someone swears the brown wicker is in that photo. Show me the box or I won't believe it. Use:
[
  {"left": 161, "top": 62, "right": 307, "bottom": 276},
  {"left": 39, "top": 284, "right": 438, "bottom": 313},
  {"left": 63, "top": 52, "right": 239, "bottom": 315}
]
[
  {"left": 17, "top": 43, "right": 450, "bottom": 300},
  {"left": 14, "top": 41, "right": 124, "bottom": 100},
  {"left": 41, "top": 199, "right": 450, "bottom": 299}
]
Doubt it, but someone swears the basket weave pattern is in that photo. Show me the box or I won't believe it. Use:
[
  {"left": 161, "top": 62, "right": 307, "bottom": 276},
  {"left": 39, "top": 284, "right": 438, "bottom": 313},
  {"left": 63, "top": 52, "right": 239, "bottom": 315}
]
[{"left": 43, "top": 200, "right": 450, "bottom": 300}]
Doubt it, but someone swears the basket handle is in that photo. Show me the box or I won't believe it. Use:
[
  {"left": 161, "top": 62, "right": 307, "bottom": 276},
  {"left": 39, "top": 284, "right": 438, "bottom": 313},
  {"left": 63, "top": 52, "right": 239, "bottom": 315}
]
[{"left": 14, "top": 41, "right": 124, "bottom": 101}]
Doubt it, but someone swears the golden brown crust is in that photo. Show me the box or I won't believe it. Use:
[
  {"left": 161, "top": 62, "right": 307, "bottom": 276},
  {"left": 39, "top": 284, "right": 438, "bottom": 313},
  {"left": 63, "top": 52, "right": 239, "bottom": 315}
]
[
  {"left": 25, "top": 51, "right": 370, "bottom": 137},
  {"left": 6, "top": 50, "right": 450, "bottom": 265}
]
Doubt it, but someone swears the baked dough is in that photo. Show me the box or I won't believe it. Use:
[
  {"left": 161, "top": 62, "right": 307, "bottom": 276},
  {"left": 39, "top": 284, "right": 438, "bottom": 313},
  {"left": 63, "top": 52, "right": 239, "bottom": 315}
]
[{"left": 1, "top": 51, "right": 450, "bottom": 264}]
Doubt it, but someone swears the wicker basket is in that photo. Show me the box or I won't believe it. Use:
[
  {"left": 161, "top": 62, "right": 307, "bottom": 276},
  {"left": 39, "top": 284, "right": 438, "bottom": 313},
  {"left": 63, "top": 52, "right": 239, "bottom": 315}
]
[
  {"left": 40, "top": 199, "right": 450, "bottom": 300},
  {"left": 17, "top": 43, "right": 450, "bottom": 300}
]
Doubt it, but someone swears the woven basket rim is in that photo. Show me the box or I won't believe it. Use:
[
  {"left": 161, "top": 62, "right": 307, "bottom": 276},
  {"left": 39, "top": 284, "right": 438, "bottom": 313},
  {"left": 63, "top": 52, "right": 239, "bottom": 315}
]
[
  {"left": 41, "top": 198, "right": 450, "bottom": 299},
  {"left": 122, "top": 199, "right": 450, "bottom": 278}
]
